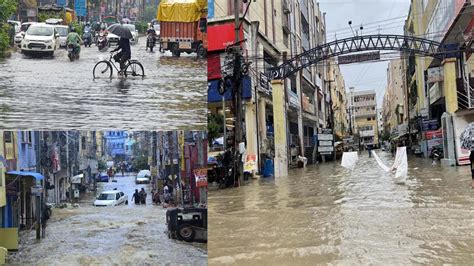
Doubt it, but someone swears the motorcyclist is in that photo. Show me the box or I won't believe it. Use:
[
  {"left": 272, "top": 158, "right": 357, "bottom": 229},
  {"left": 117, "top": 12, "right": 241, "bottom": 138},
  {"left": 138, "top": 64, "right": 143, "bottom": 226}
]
[
  {"left": 111, "top": 36, "right": 131, "bottom": 75},
  {"left": 84, "top": 23, "right": 91, "bottom": 33},
  {"left": 66, "top": 27, "right": 81, "bottom": 55}
]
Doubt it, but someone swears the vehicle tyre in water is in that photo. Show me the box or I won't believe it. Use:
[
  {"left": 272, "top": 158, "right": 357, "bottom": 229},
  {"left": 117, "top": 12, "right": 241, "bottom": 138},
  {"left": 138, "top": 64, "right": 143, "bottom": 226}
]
[
  {"left": 93, "top": 61, "right": 113, "bottom": 79},
  {"left": 177, "top": 224, "right": 195, "bottom": 242},
  {"left": 171, "top": 43, "right": 180, "bottom": 57},
  {"left": 197, "top": 44, "right": 206, "bottom": 58},
  {"left": 124, "top": 61, "right": 145, "bottom": 77}
]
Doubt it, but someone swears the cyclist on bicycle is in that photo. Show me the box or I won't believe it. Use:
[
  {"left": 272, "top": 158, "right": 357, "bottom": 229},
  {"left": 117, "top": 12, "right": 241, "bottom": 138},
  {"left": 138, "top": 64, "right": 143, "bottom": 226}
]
[{"left": 111, "top": 36, "right": 131, "bottom": 75}]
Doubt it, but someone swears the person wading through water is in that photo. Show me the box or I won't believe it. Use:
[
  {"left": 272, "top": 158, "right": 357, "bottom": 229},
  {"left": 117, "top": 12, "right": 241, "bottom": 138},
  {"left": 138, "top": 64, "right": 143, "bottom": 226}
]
[
  {"left": 139, "top": 188, "right": 147, "bottom": 205},
  {"left": 132, "top": 189, "right": 140, "bottom": 205}
]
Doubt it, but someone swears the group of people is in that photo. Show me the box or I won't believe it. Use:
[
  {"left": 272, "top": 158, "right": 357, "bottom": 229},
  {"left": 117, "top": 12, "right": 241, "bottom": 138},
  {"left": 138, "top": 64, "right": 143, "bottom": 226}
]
[
  {"left": 150, "top": 182, "right": 175, "bottom": 206},
  {"left": 132, "top": 188, "right": 147, "bottom": 205}
]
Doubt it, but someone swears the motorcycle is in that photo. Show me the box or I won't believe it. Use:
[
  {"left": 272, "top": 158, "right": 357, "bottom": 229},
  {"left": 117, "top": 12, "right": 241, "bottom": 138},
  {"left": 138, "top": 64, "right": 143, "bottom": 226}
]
[
  {"left": 430, "top": 147, "right": 442, "bottom": 161},
  {"left": 97, "top": 32, "right": 108, "bottom": 51},
  {"left": 67, "top": 43, "right": 79, "bottom": 61},
  {"left": 83, "top": 31, "right": 92, "bottom": 47},
  {"left": 146, "top": 34, "right": 156, "bottom": 52}
]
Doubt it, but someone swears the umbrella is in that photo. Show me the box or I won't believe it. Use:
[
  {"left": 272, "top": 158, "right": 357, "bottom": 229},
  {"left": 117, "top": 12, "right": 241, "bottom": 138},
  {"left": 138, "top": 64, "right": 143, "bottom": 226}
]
[
  {"left": 460, "top": 122, "right": 474, "bottom": 149},
  {"left": 107, "top": 24, "right": 132, "bottom": 39}
]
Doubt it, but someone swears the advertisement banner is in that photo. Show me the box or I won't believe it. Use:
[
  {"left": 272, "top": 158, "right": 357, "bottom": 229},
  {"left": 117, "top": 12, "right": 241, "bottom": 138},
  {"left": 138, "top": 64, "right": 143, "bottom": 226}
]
[
  {"left": 194, "top": 168, "right": 207, "bottom": 187},
  {"left": 208, "top": 0, "right": 214, "bottom": 18},
  {"left": 425, "top": 129, "right": 443, "bottom": 140},
  {"left": 74, "top": 0, "right": 87, "bottom": 17},
  {"left": 208, "top": 23, "right": 243, "bottom": 51},
  {"left": 244, "top": 154, "right": 257, "bottom": 172}
]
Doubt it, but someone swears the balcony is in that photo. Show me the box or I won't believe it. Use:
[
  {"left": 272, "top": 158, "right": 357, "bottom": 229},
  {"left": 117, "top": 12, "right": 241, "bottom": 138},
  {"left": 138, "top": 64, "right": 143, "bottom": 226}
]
[
  {"left": 360, "top": 129, "right": 375, "bottom": 137},
  {"left": 456, "top": 77, "right": 474, "bottom": 110}
]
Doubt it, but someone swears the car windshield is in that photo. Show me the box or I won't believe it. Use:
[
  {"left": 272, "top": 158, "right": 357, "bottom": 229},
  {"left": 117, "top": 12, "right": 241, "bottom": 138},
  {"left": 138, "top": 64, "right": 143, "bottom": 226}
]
[
  {"left": 98, "top": 193, "right": 116, "bottom": 200},
  {"left": 27, "top": 26, "right": 53, "bottom": 36},
  {"left": 21, "top": 24, "right": 32, "bottom": 32},
  {"left": 137, "top": 171, "right": 150, "bottom": 178},
  {"left": 123, "top": 24, "right": 135, "bottom": 31},
  {"left": 55, "top": 27, "right": 68, "bottom": 36}
]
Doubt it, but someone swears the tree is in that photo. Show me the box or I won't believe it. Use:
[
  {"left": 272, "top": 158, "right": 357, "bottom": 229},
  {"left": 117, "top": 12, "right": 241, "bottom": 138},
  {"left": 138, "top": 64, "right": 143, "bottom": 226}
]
[
  {"left": 208, "top": 113, "right": 224, "bottom": 145},
  {"left": 0, "top": 0, "right": 17, "bottom": 56}
]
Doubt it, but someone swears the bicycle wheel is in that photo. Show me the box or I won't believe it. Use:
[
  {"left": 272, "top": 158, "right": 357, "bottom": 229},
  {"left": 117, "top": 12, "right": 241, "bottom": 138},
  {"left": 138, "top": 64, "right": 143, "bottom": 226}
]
[
  {"left": 93, "top": 60, "right": 113, "bottom": 79},
  {"left": 124, "top": 60, "right": 144, "bottom": 78}
]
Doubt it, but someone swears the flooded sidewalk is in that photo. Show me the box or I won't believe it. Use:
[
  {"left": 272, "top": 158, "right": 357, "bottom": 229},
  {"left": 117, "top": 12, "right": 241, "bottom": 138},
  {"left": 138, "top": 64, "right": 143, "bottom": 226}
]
[{"left": 208, "top": 152, "right": 474, "bottom": 265}]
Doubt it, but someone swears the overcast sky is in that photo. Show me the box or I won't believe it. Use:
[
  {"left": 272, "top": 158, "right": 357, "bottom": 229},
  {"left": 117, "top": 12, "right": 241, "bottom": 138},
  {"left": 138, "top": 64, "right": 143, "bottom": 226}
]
[{"left": 319, "top": 0, "right": 411, "bottom": 107}]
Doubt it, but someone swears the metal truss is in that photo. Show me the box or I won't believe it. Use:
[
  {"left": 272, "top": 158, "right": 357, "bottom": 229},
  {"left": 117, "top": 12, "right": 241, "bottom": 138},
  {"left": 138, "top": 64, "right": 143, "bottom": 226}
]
[{"left": 269, "top": 34, "right": 451, "bottom": 80}]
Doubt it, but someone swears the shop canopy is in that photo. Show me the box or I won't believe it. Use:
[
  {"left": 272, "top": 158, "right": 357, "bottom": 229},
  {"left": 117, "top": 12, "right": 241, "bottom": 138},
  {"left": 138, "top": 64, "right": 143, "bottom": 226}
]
[
  {"left": 157, "top": 0, "right": 207, "bottom": 22},
  {"left": 6, "top": 171, "right": 44, "bottom": 180}
]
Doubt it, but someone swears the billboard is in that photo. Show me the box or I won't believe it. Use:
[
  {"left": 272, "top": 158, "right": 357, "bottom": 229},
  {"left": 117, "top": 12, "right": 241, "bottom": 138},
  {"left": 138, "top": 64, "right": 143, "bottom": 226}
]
[{"left": 74, "top": 0, "right": 87, "bottom": 17}]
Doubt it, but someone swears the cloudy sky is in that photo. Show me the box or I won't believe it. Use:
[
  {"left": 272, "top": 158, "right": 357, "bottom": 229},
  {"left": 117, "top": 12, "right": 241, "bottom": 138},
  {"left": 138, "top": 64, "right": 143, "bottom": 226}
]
[{"left": 319, "top": 0, "right": 411, "bottom": 107}]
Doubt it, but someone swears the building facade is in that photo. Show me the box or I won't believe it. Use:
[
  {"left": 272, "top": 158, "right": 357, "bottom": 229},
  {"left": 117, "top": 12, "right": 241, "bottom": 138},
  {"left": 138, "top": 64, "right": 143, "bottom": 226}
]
[
  {"left": 208, "top": 0, "right": 333, "bottom": 173},
  {"left": 348, "top": 90, "right": 379, "bottom": 148}
]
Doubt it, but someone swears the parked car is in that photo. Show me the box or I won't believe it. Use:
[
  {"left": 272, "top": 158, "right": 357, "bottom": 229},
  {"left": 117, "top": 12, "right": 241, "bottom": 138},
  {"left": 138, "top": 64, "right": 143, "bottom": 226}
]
[
  {"left": 106, "top": 24, "right": 119, "bottom": 46},
  {"left": 135, "top": 170, "right": 151, "bottom": 184},
  {"left": 21, "top": 23, "right": 59, "bottom": 57},
  {"left": 7, "top": 20, "right": 21, "bottom": 33},
  {"left": 96, "top": 172, "right": 109, "bottom": 182},
  {"left": 93, "top": 189, "right": 128, "bottom": 206},
  {"left": 123, "top": 24, "right": 139, "bottom": 44},
  {"left": 54, "top": 25, "right": 69, "bottom": 48},
  {"left": 14, "top": 22, "right": 36, "bottom": 46}
]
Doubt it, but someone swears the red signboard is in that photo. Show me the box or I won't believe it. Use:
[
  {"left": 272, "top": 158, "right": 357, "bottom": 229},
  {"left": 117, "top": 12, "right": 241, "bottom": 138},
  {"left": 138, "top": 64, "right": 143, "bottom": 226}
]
[
  {"left": 425, "top": 129, "right": 443, "bottom": 140},
  {"left": 208, "top": 23, "right": 243, "bottom": 52},
  {"left": 208, "top": 53, "right": 222, "bottom": 80}
]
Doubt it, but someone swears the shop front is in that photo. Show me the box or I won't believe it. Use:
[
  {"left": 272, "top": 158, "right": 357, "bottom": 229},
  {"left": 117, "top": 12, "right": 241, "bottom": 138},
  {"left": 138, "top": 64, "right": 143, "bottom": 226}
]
[{"left": 0, "top": 171, "right": 44, "bottom": 250}]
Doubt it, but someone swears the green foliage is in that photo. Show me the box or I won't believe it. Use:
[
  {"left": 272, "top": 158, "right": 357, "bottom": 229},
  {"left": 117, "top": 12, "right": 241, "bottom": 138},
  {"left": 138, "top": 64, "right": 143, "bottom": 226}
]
[
  {"left": 208, "top": 113, "right": 224, "bottom": 145},
  {"left": 135, "top": 21, "right": 148, "bottom": 34},
  {"left": 98, "top": 160, "right": 107, "bottom": 170},
  {"left": 38, "top": 12, "right": 63, "bottom": 23},
  {"left": 144, "top": 6, "right": 157, "bottom": 22},
  {"left": 132, "top": 155, "right": 149, "bottom": 171},
  {"left": 70, "top": 21, "right": 83, "bottom": 37},
  {"left": 0, "top": 0, "right": 17, "bottom": 56}
]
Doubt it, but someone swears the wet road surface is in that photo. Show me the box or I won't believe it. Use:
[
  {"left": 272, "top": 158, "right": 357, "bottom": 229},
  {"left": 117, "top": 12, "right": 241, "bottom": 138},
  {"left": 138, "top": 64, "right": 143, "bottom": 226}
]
[
  {"left": 0, "top": 39, "right": 206, "bottom": 130},
  {"left": 8, "top": 173, "right": 207, "bottom": 265},
  {"left": 208, "top": 151, "right": 474, "bottom": 265}
]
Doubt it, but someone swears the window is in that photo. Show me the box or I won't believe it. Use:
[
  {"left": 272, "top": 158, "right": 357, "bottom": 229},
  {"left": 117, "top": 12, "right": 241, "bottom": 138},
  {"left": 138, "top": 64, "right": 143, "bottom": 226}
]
[
  {"left": 4, "top": 132, "right": 12, "bottom": 143},
  {"left": 116, "top": 193, "right": 120, "bottom": 200}
]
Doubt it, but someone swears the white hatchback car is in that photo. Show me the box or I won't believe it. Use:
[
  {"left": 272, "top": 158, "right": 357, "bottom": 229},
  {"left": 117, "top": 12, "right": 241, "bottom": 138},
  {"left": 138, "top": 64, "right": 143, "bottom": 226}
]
[
  {"left": 21, "top": 23, "right": 59, "bottom": 57},
  {"left": 54, "top": 25, "right": 69, "bottom": 48},
  {"left": 135, "top": 170, "right": 151, "bottom": 184},
  {"left": 94, "top": 190, "right": 128, "bottom": 206}
]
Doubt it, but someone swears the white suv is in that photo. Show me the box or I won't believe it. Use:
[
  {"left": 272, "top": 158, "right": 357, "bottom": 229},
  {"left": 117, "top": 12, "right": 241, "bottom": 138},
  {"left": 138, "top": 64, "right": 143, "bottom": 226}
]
[{"left": 21, "top": 23, "right": 59, "bottom": 57}]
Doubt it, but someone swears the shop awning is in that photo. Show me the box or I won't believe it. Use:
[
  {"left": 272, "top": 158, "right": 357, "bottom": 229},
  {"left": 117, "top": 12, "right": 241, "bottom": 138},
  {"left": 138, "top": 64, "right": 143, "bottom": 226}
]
[
  {"left": 6, "top": 171, "right": 44, "bottom": 180},
  {"left": 208, "top": 75, "right": 252, "bottom": 103}
]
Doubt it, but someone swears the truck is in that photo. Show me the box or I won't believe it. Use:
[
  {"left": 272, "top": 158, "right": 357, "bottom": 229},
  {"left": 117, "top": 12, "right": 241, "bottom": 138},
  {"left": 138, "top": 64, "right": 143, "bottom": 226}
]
[{"left": 156, "top": 0, "right": 207, "bottom": 58}]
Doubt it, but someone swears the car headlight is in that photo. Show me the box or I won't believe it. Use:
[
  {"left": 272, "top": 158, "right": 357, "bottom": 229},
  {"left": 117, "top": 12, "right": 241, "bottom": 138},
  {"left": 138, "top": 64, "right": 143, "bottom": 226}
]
[
  {"left": 45, "top": 40, "right": 52, "bottom": 44},
  {"left": 24, "top": 39, "right": 30, "bottom": 43}
]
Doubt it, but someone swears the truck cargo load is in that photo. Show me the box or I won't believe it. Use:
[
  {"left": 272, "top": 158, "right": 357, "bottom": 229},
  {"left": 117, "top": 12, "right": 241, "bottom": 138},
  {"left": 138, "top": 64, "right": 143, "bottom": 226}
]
[
  {"left": 156, "top": 0, "right": 207, "bottom": 58},
  {"left": 157, "top": 0, "right": 207, "bottom": 22}
]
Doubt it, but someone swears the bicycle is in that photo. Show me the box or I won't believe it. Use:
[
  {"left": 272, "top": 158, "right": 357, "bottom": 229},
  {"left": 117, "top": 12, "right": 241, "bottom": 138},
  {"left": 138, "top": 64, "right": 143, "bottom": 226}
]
[{"left": 93, "top": 51, "right": 145, "bottom": 79}]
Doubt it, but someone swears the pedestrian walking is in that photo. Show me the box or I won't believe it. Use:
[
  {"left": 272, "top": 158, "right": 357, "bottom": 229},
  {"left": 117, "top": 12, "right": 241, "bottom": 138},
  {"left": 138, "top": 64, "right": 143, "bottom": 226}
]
[
  {"left": 139, "top": 188, "right": 147, "bottom": 205},
  {"left": 132, "top": 189, "right": 140, "bottom": 205},
  {"left": 368, "top": 145, "right": 372, "bottom": 158}
]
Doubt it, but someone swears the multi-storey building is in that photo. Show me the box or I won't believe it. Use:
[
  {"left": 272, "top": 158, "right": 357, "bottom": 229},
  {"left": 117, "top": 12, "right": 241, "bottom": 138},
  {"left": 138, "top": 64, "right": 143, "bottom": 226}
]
[
  {"left": 382, "top": 59, "right": 408, "bottom": 140},
  {"left": 348, "top": 90, "right": 379, "bottom": 147},
  {"left": 328, "top": 58, "right": 349, "bottom": 140},
  {"left": 207, "top": 0, "right": 332, "bottom": 173},
  {"left": 404, "top": 0, "right": 474, "bottom": 164}
]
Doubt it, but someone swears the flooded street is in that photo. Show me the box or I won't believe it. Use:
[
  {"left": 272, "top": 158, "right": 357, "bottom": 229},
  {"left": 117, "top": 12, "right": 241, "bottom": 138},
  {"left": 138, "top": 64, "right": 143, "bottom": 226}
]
[
  {"left": 7, "top": 173, "right": 207, "bottom": 265},
  {"left": 208, "top": 152, "right": 474, "bottom": 265},
  {"left": 0, "top": 40, "right": 206, "bottom": 130}
]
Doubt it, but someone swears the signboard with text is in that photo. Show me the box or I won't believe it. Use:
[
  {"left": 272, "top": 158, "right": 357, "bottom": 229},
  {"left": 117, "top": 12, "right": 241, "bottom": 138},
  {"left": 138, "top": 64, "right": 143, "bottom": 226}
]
[
  {"left": 74, "top": 0, "right": 87, "bottom": 17},
  {"left": 194, "top": 168, "right": 208, "bottom": 187},
  {"left": 338, "top": 51, "right": 380, "bottom": 64}
]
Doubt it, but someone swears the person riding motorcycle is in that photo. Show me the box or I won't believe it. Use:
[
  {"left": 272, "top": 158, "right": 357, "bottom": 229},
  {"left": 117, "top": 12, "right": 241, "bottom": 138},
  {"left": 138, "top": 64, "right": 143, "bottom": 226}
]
[
  {"left": 66, "top": 27, "right": 81, "bottom": 54},
  {"left": 84, "top": 23, "right": 91, "bottom": 33},
  {"left": 146, "top": 26, "right": 157, "bottom": 49}
]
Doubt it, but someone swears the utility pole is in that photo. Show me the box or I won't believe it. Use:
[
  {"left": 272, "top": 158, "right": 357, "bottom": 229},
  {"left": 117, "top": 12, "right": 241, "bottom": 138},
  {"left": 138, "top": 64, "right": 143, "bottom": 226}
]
[{"left": 232, "top": 0, "right": 243, "bottom": 186}]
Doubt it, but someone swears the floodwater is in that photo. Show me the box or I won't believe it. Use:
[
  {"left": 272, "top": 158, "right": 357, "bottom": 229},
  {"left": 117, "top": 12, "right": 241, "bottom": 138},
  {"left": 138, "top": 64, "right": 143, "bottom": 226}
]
[
  {"left": 8, "top": 173, "right": 207, "bottom": 265},
  {"left": 0, "top": 39, "right": 206, "bottom": 130},
  {"left": 208, "top": 151, "right": 474, "bottom": 265}
]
